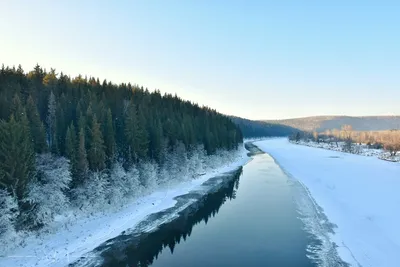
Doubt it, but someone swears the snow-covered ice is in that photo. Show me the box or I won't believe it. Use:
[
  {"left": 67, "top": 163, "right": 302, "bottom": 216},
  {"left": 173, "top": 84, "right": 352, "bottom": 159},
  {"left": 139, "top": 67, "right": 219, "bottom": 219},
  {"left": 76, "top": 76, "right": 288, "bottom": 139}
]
[
  {"left": 255, "top": 138, "right": 400, "bottom": 267},
  {"left": 0, "top": 147, "right": 250, "bottom": 267}
]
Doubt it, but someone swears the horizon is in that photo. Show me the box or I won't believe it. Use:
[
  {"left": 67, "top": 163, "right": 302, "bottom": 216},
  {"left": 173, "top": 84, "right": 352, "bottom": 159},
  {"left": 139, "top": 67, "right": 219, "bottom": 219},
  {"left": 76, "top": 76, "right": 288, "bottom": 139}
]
[{"left": 1, "top": 1, "right": 399, "bottom": 120}]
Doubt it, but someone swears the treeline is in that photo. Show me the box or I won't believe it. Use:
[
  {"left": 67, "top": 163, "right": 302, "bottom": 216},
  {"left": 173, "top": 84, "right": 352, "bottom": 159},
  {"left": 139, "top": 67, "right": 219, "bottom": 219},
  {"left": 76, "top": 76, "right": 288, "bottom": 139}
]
[
  {"left": 230, "top": 116, "right": 298, "bottom": 138},
  {"left": 290, "top": 125, "right": 400, "bottom": 156},
  {"left": 0, "top": 64, "right": 242, "bottom": 244}
]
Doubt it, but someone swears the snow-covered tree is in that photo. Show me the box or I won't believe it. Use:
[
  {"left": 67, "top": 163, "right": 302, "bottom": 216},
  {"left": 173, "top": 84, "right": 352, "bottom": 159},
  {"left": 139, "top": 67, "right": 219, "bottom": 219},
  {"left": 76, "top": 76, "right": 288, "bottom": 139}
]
[
  {"left": 125, "top": 166, "right": 142, "bottom": 197},
  {"left": 107, "top": 164, "right": 126, "bottom": 206},
  {"left": 108, "top": 163, "right": 141, "bottom": 206},
  {"left": 0, "top": 189, "right": 19, "bottom": 249},
  {"left": 25, "top": 154, "right": 71, "bottom": 228},
  {"left": 72, "top": 171, "right": 108, "bottom": 213},
  {"left": 188, "top": 145, "right": 206, "bottom": 177},
  {"left": 139, "top": 161, "right": 158, "bottom": 192},
  {"left": 157, "top": 164, "right": 170, "bottom": 186},
  {"left": 166, "top": 141, "right": 189, "bottom": 182}
]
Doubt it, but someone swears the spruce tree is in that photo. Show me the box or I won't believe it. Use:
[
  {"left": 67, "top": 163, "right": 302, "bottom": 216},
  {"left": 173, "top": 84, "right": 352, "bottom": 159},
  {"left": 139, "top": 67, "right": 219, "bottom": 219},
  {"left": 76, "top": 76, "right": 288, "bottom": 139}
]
[
  {"left": 136, "top": 108, "right": 149, "bottom": 159},
  {"left": 148, "top": 117, "right": 163, "bottom": 161},
  {"left": 103, "top": 108, "right": 116, "bottom": 164},
  {"left": 26, "top": 95, "right": 47, "bottom": 153},
  {"left": 46, "top": 91, "right": 57, "bottom": 153},
  {"left": 88, "top": 115, "right": 106, "bottom": 171},
  {"left": 65, "top": 123, "right": 77, "bottom": 160},
  {"left": 73, "top": 127, "right": 89, "bottom": 187},
  {"left": 124, "top": 103, "right": 138, "bottom": 164},
  {"left": 124, "top": 103, "right": 149, "bottom": 164},
  {"left": 0, "top": 115, "right": 35, "bottom": 201},
  {"left": 10, "top": 94, "right": 24, "bottom": 122},
  {"left": 65, "top": 123, "right": 80, "bottom": 186},
  {"left": 56, "top": 105, "right": 66, "bottom": 155}
]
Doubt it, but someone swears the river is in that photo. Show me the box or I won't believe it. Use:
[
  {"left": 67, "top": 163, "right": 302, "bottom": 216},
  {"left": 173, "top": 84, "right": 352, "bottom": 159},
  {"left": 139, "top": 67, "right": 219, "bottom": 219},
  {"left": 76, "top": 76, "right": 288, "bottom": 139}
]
[{"left": 71, "top": 145, "right": 346, "bottom": 267}]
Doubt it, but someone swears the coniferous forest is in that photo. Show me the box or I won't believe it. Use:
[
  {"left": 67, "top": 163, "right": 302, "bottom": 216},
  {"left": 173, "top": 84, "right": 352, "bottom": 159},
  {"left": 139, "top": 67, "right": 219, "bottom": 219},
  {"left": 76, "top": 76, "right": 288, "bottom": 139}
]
[{"left": 0, "top": 64, "right": 243, "bottom": 247}]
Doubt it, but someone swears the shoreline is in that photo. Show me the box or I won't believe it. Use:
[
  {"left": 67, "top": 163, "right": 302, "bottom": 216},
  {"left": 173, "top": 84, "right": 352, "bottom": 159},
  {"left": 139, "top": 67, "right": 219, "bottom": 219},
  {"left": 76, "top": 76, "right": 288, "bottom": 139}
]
[{"left": 0, "top": 146, "right": 251, "bottom": 267}]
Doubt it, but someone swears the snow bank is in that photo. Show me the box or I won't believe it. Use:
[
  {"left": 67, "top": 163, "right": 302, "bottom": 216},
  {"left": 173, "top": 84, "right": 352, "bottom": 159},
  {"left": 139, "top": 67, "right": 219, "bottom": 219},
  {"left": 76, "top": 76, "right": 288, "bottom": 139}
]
[
  {"left": 0, "top": 146, "right": 250, "bottom": 267},
  {"left": 255, "top": 138, "right": 400, "bottom": 267},
  {"left": 293, "top": 139, "right": 400, "bottom": 162}
]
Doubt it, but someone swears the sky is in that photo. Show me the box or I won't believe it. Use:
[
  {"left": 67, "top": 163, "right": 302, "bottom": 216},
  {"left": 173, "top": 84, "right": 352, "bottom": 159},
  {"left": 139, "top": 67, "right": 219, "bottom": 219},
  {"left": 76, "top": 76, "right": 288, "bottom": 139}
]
[{"left": 0, "top": 0, "right": 399, "bottom": 120}]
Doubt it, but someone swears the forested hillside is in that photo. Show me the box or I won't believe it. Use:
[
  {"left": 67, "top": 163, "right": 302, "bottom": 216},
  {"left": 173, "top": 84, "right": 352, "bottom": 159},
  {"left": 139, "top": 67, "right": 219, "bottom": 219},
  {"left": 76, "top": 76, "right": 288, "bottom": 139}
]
[
  {"left": 265, "top": 116, "right": 400, "bottom": 132},
  {"left": 230, "top": 116, "right": 298, "bottom": 138},
  {"left": 0, "top": 64, "right": 242, "bottom": 249}
]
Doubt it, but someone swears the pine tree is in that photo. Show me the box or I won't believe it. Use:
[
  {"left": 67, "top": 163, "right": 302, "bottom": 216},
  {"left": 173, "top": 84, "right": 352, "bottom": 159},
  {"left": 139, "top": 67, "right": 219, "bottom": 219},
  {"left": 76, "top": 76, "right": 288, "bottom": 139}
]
[
  {"left": 26, "top": 96, "right": 47, "bottom": 153},
  {"left": 136, "top": 108, "right": 149, "bottom": 158},
  {"left": 56, "top": 105, "right": 66, "bottom": 155},
  {"left": 0, "top": 115, "right": 35, "bottom": 201},
  {"left": 73, "top": 127, "right": 89, "bottom": 187},
  {"left": 124, "top": 103, "right": 148, "bottom": 164},
  {"left": 65, "top": 123, "right": 76, "bottom": 160},
  {"left": 103, "top": 108, "right": 116, "bottom": 164},
  {"left": 88, "top": 115, "right": 106, "bottom": 171},
  {"left": 148, "top": 117, "right": 163, "bottom": 161},
  {"left": 46, "top": 91, "right": 57, "bottom": 152},
  {"left": 65, "top": 123, "right": 78, "bottom": 181},
  {"left": 10, "top": 94, "right": 24, "bottom": 122}
]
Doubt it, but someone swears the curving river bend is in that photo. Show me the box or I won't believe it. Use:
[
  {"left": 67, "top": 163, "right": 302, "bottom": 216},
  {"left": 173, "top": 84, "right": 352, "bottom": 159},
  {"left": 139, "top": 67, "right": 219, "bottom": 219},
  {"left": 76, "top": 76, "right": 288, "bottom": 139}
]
[{"left": 71, "top": 144, "right": 347, "bottom": 267}]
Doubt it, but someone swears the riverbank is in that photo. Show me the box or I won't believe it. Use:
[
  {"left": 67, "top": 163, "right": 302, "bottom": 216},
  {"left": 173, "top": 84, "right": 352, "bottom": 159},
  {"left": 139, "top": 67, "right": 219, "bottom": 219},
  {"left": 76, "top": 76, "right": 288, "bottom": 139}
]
[
  {"left": 291, "top": 139, "right": 400, "bottom": 162},
  {"left": 0, "top": 146, "right": 250, "bottom": 267},
  {"left": 255, "top": 138, "right": 400, "bottom": 267}
]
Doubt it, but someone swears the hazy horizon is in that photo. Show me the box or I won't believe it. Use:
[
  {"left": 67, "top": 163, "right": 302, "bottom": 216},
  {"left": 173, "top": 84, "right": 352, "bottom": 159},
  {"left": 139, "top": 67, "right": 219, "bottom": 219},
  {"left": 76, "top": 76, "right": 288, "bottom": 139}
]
[{"left": 1, "top": 1, "right": 399, "bottom": 120}]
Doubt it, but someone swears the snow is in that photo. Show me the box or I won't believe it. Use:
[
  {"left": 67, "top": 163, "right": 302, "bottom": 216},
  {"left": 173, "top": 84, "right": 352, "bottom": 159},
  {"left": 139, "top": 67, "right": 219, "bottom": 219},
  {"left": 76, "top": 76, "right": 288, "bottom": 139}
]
[
  {"left": 294, "top": 140, "right": 400, "bottom": 162},
  {"left": 0, "top": 146, "right": 250, "bottom": 267},
  {"left": 255, "top": 138, "right": 400, "bottom": 267}
]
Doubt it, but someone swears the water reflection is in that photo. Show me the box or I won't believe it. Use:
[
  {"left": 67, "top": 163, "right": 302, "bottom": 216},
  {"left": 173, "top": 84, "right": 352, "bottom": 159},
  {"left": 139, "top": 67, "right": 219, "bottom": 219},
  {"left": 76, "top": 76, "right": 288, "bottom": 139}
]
[{"left": 83, "top": 168, "right": 242, "bottom": 267}]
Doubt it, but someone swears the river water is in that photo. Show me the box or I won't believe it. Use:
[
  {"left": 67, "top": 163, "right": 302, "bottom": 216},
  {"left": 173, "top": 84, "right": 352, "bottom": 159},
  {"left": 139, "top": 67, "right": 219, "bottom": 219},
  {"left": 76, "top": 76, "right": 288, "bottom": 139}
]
[{"left": 72, "top": 146, "right": 346, "bottom": 267}]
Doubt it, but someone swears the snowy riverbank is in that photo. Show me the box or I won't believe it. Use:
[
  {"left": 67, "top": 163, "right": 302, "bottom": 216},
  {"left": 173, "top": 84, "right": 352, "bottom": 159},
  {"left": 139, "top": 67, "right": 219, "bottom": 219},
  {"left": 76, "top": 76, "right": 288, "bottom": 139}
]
[
  {"left": 255, "top": 138, "right": 400, "bottom": 267},
  {"left": 292, "top": 139, "right": 400, "bottom": 162},
  {"left": 0, "top": 146, "right": 250, "bottom": 267}
]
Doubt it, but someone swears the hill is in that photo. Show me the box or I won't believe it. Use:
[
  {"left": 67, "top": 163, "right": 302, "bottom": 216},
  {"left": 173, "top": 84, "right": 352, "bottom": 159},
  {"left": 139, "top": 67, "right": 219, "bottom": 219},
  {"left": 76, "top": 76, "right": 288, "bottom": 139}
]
[
  {"left": 230, "top": 116, "right": 298, "bottom": 138},
  {"left": 264, "top": 116, "right": 400, "bottom": 132}
]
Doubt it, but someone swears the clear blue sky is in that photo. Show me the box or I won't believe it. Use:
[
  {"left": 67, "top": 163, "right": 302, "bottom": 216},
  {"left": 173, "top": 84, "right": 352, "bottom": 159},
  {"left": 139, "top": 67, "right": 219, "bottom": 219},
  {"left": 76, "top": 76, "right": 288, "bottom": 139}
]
[{"left": 1, "top": 1, "right": 399, "bottom": 119}]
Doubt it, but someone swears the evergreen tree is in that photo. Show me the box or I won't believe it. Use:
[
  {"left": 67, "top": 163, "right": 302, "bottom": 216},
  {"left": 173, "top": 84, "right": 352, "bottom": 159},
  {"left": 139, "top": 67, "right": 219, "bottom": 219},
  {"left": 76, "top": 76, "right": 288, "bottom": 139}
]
[
  {"left": 56, "top": 105, "right": 66, "bottom": 155},
  {"left": 26, "top": 96, "right": 47, "bottom": 153},
  {"left": 136, "top": 108, "right": 149, "bottom": 158},
  {"left": 73, "top": 127, "right": 89, "bottom": 187},
  {"left": 65, "top": 123, "right": 78, "bottom": 180},
  {"left": 148, "top": 117, "right": 163, "bottom": 161},
  {"left": 124, "top": 103, "right": 149, "bottom": 164},
  {"left": 10, "top": 94, "right": 25, "bottom": 122},
  {"left": 65, "top": 123, "right": 77, "bottom": 160},
  {"left": 88, "top": 115, "right": 106, "bottom": 171},
  {"left": 46, "top": 91, "right": 57, "bottom": 153},
  {"left": 103, "top": 108, "right": 116, "bottom": 164},
  {"left": 0, "top": 115, "right": 35, "bottom": 201}
]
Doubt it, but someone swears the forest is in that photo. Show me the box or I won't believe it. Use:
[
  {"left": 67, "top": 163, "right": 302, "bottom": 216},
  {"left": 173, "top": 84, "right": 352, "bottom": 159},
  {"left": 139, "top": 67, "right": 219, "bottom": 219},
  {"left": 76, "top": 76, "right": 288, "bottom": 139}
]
[
  {"left": 290, "top": 125, "right": 400, "bottom": 157},
  {"left": 0, "top": 64, "right": 243, "bottom": 248},
  {"left": 230, "top": 116, "right": 297, "bottom": 138}
]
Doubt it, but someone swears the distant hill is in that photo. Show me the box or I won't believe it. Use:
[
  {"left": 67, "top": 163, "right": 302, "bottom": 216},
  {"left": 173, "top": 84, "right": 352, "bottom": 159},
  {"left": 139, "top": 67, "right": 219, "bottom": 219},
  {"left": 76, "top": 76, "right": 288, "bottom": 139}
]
[
  {"left": 264, "top": 116, "right": 400, "bottom": 132},
  {"left": 230, "top": 116, "right": 298, "bottom": 138}
]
